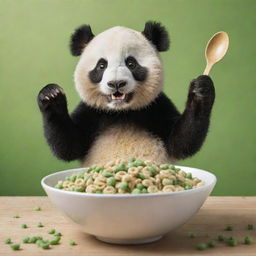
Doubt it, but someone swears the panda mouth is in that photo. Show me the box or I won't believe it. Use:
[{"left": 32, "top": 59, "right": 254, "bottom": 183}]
[{"left": 107, "top": 91, "right": 133, "bottom": 103}]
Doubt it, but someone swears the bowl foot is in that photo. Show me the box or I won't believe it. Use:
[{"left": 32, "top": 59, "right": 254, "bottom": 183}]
[{"left": 95, "top": 235, "right": 163, "bottom": 245}]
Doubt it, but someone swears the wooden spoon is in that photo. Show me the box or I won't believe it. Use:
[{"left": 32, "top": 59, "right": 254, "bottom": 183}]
[{"left": 203, "top": 31, "right": 229, "bottom": 75}]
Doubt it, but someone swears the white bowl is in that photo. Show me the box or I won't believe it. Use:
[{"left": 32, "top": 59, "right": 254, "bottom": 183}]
[{"left": 41, "top": 166, "right": 216, "bottom": 245}]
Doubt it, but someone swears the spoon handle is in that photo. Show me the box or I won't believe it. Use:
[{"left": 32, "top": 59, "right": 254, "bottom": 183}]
[{"left": 203, "top": 63, "right": 213, "bottom": 75}]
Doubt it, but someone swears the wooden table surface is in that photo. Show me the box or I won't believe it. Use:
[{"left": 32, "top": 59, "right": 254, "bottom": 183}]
[{"left": 0, "top": 197, "right": 256, "bottom": 256}]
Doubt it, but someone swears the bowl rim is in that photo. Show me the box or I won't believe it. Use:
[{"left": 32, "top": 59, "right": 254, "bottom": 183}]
[{"left": 41, "top": 165, "right": 217, "bottom": 198}]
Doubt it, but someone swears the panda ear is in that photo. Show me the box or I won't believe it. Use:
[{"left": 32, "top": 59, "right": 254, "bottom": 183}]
[
  {"left": 142, "top": 21, "right": 170, "bottom": 52},
  {"left": 70, "top": 25, "right": 94, "bottom": 56}
]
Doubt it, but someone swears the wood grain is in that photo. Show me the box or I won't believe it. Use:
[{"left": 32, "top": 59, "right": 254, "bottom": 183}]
[{"left": 0, "top": 197, "right": 256, "bottom": 256}]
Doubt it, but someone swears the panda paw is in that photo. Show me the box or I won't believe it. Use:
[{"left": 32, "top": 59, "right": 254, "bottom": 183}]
[
  {"left": 37, "top": 84, "right": 67, "bottom": 114},
  {"left": 189, "top": 75, "right": 215, "bottom": 103}
]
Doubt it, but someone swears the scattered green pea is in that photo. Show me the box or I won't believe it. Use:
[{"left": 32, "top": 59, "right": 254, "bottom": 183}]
[
  {"left": 225, "top": 224, "right": 233, "bottom": 231},
  {"left": 147, "top": 166, "right": 157, "bottom": 176},
  {"left": 160, "top": 164, "right": 169, "bottom": 170},
  {"left": 48, "top": 229, "right": 55, "bottom": 234},
  {"left": 107, "top": 177, "right": 116, "bottom": 186},
  {"left": 29, "top": 237, "right": 38, "bottom": 243},
  {"left": 41, "top": 243, "right": 50, "bottom": 249},
  {"left": 244, "top": 236, "right": 253, "bottom": 244},
  {"left": 21, "top": 224, "right": 28, "bottom": 229},
  {"left": 13, "top": 215, "right": 20, "bottom": 218},
  {"left": 196, "top": 243, "right": 207, "bottom": 250},
  {"left": 37, "top": 222, "right": 44, "bottom": 228},
  {"left": 5, "top": 238, "right": 12, "bottom": 244},
  {"left": 50, "top": 236, "right": 61, "bottom": 245},
  {"left": 132, "top": 188, "right": 141, "bottom": 194},
  {"left": 248, "top": 224, "right": 254, "bottom": 230},
  {"left": 69, "top": 240, "right": 77, "bottom": 246},
  {"left": 10, "top": 244, "right": 20, "bottom": 250},
  {"left": 54, "top": 232, "right": 62, "bottom": 237},
  {"left": 188, "top": 232, "right": 195, "bottom": 238},
  {"left": 208, "top": 240, "right": 216, "bottom": 248},
  {"left": 95, "top": 190, "right": 103, "bottom": 194},
  {"left": 136, "top": 183, "right": 145, "bottom": 190},
  {"left": 227, "top": 237, "right": 237, "bottom": 247},
  {"left": 22, "top": 237, "right": 30, "bottom": 243},
  {"left": 184, "top": 184, "right": 192, "bottom": 190},
  {"left": 128, "top": 157, "right": 136, "bottom": 162},
  {"left": 34, "top": 206, "right": 41, "bottom": 211},
  {"left": 218, "top": 234, "right": 225, "bottom": 241},
  {"left": 75, "top": 186, "right": 84, "bottom": 192}
]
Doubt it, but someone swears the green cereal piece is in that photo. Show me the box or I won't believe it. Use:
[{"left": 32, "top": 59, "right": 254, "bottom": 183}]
[
  {"left": 218, "top": 234, "right": 225, "bottom": 241},
  {"left": 248, "top": 224, "right": 254, "bottom": 230},
  {"left": 184, "top": 184, "right": 192, "bottom": 190},
  {"left": 134, "top": 160, "right": 146, "bottom": 167},
  {"left": 77, "top": 173, "right": 84, "bottom": 179},
  {"left": 37, "top": 222, "right": 44, "bottom": 228},
  {"left": 188, "top": 232, "right": 195, "bottom": 238},
  {"left": 69, "top": 175, "right": 77, "bottom": 182},
  {"left": 119, "top": 181, "right": 129, "bottom": 191},
  {"left": 244, "top": 236, "right": 253, "bottom": 244},
  {"left": 169, "top": 165, "right": 176, "bottom": 170},
  {"left": 36, "top": 239, "right": 43, "bottom": 246},
  {"left": 50, "top": 236, "right": 61, "bottom": 245},
  {"left": 225, "top": 224, "right": 233, "bottom": 231},
  {"left": 10, "top": 244, "right": 20, "bottom": 250},
  {"left": 34, "top": 206, "right": 41, "bottom": 211},
  {"left": 5, "top": 238, "right": 12, "bottom": 244},
  {"left": 21, "top": 224, "right": 28, "bottom": 229},
  {"left": 141, "top": 188, "right": 148, "bottom": 193},
  {"left": 185, "top": 172, "right": 192, "bottom": 179},
  {"left": 208, "top": 240, "right": 216, "bottom": 248},
  {"left": 94, "top": 166, "right": 103, "bottom": 173},
  {"left": 22, "top": 237, "right": 30, "bottom": 243},
  {"left": 95, "top": 190, "right": 103, "bottom": 194},
  {"left": 75, "top": 186, "right": 84, "bottom": 192},
  {"left": 69, "top": 240, "right": 77, "bottom": 246},
  {"left": 136, "top": 184, "right": 145, "bottom": 190},
  {"left": 196, "top": 243, "right": 207, "bottom": 250},
  {"left": 160, "top": 164, "right": 169, "bottom": 170},
  {"left": 102, "top": 171, "right": 113, "bottom": 178},
  {"left": 138, "top": 173, "right": 146, "bottom": 180},
  {"left": 107, "top": 177, "right": 116, "bottom": 186},
  {"left": 132, "top": 188, "right": 141, "bottom": 194},
  {"left": 147, "top": 166, "right": 157, "bottom": 176},
  {"left": 13, "top": 215, "right": 20, "bottom": 218},
  {"left": 55, "top": 184, "right": 63, "bottom": 189},
  {"left": 48, "top": 229, "right": 55, "bottom": 234},
  {"left": 54, "top": 232, "right": 62, "bottom": 237},
  {"left": 227, "top": 238, "right": 237, "bottom": 246}
]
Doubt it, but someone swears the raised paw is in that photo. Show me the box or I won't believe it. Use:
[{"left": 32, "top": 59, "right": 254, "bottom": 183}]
[
  {"left": 37, "top": 84, "right": 67, "bottom": 114},
  {"left": 189, "top": 75, "right": 215, "bottom": 102}
]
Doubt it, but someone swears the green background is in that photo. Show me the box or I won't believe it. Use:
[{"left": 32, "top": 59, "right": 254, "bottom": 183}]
[{"left": 0, "top": 0, "right": 255, "bottom": 196}]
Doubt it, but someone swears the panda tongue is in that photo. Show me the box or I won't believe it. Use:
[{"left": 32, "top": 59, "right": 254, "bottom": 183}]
[{"left": 111, "top": 93, "right": 125, "bottom": 100}]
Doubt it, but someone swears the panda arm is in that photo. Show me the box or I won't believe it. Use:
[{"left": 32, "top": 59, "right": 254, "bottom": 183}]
[
  {"left": 167, "top": 75, "right": 215, "bottom": 159},
  {"left": 37, "top": 84, "right": 98, "bottom": 161}
]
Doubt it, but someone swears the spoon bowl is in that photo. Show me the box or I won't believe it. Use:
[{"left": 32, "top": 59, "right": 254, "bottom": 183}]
[{"left": 204, "top": 31, "right": 229, "bottom": 75}]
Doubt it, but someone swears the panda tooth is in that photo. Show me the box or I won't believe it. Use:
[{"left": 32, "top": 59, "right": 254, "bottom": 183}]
[
  {"left": 120, "top": 94, "right": 125, "bottom": 100},
  {"left": 111, "top": 94, "right": 116, "bottom": 100}
]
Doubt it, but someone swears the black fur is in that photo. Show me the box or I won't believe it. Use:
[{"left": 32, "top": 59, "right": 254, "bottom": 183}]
[
  {"left": 142, "top": 21, "right": 170, "bottom": 52},
  {"left": 125, "top": 56, "right": 148, "bottom": 82},
  {"left": 89, "top": 58, "right": 108, "bottom": 83},
  {"left": 37, "top": 75, "right": 215, "bottom": 162},
  {"left": 70, "top": 25, "right": 94, "bottom": 56}
]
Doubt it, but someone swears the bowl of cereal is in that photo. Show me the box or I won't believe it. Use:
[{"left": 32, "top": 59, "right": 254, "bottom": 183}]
[{"left": 41, "top": 159, "right": 216, "bottom": 245}]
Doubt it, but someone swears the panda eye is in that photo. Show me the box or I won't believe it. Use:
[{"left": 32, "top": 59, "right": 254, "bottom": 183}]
[
  {"left": 126, "top": 57, "right": 137, "bottom": 69},
  {"left": 97, "top": 59, "right": 107, "bottom": 70}
]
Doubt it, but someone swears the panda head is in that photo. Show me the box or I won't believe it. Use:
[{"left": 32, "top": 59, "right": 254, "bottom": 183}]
[{"left": 71, "top": 21, "right": 170, "bottom": 111}]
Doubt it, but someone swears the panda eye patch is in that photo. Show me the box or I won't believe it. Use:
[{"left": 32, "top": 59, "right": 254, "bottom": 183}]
[{"left": 125, "top": 56, "right": 137, "bottom": 69}]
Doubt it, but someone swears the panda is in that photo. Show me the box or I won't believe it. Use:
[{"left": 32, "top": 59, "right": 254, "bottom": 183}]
[{"left": 37, "top": 21, "right": 215, "bottom": 167}]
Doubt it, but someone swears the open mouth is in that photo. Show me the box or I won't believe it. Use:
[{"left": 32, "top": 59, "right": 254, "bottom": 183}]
[{"left": 107, "top": 91, "right": 133, "bottom": 104}]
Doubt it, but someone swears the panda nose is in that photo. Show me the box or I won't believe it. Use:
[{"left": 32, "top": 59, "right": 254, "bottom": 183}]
[{"left": 107, "top": 80, "right": 127, "bottom": 89}]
